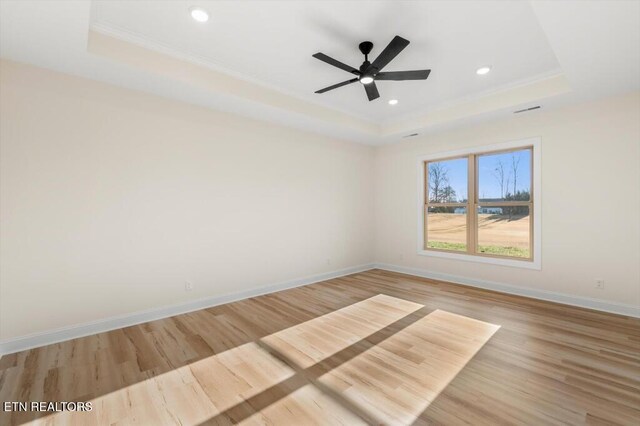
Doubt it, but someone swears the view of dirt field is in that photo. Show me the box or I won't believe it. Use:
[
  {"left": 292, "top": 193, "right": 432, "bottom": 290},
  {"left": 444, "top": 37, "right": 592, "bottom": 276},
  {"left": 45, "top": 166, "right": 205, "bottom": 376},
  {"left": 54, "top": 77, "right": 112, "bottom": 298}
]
[{"left": 427, "top": 213, "right": 530, "bottom": 257}]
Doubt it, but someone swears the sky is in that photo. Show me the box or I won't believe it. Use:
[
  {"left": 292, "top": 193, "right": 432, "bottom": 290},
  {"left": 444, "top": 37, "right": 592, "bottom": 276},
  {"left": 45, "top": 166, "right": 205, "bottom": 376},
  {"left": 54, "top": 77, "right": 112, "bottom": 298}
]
[{"left": 429, "top": 149, "right": 531, "bottom": 202}]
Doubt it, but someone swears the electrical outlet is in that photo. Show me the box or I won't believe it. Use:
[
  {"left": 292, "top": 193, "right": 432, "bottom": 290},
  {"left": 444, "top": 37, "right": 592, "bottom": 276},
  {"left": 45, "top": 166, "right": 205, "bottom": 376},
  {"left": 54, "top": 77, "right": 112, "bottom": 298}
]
[
  {"left": 326, "top": 258, "right": 331, "bottom": 266},
  {"left": 185, "top": 281, "right": 194, "bottom": 292},
  {"left": 595, "top": 279, "right": 605, "bottom": 290}
]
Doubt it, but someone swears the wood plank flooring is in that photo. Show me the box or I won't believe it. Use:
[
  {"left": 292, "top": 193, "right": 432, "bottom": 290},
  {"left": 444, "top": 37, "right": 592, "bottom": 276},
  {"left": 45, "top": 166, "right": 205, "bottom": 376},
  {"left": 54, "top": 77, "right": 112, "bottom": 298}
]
[{"left": 0, "top": 269, "right": 639, "bottom": 425}]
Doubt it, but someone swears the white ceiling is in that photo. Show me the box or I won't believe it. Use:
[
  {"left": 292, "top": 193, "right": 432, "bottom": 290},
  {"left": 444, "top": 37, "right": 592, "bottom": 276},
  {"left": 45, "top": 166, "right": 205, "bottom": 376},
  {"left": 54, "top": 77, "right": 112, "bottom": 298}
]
[
  {"left": 1, "top": 1, "right": 639, "bottom": 144},
  {"left": 89, "top": 0, "right": 561, "bottom": 123}
]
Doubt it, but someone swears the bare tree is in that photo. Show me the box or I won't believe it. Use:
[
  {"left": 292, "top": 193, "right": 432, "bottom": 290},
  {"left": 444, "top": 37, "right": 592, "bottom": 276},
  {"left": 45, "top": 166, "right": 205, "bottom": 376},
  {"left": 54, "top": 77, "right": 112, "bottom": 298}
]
[
  {"left": 441, "top": 185, "right": 457, "bottom": 203},
  {"left": 429, "top": 163, "right": 449, "bottom": 202},
  {"left": 511, "top": 153, "right": 521, "bottom": 196},
  {"left": 493, "top": 160, "right": 506, "bottom": 199},
  {"left": 505, "top": 174, "right": 512, "bottom": 220}
]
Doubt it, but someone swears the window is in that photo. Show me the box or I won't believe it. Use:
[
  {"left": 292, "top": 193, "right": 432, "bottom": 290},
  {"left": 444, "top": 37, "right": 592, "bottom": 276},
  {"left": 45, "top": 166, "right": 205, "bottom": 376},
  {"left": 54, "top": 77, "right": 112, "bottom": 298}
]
[{"left": 419, "top": 139, "right": 540, "bottom": 269}]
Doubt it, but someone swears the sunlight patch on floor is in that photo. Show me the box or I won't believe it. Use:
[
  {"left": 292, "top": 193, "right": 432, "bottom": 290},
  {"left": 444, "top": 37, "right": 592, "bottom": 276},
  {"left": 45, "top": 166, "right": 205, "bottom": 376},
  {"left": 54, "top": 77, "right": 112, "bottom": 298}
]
[
  {"left": 318, "top": 309, "right": 500, "bottom": 425},
  {"left": 261, "top": 294, "right": 424, "bottom": 368},
  {"left": 243, "top": 383, "right": 367, "bottom": 425},
  {"left": 28, "top": 296, "right": 499, "bottom": 425},
  {"left": 34, "top": 341, "right": 296, "bottom": 425}
]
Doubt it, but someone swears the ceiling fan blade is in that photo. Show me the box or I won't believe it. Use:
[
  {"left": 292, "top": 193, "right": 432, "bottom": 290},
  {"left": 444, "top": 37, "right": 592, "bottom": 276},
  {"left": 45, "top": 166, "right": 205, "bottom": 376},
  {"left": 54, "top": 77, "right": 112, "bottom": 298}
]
[
  {"left": 315, "top": 78, "right": 359, "bottom": 94},
  {"left": 376, "top": 69, "right": 431, "bottom": 81},
  {"left": 369, "top": 36, "right": 410, "bottom": 73},
  {"left": 364, "top": 82, "right": 380, "bottom": 101},
  {"left": 312, "top": 53, "right": 360, "bottom": 75}
]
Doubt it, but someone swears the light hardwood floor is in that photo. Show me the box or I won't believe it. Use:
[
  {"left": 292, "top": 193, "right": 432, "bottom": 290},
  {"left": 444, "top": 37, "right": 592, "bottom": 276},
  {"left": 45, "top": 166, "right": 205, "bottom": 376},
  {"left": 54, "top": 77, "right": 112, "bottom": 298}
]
[{"left": 1, "top": 269, "right": 639, "bottom": 425}]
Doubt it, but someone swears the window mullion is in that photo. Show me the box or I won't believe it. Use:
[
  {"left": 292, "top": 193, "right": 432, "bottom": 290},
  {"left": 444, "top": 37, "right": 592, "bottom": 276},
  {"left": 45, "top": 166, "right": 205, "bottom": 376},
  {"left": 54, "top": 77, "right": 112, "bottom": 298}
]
[
  {"left": 468, "top": 154, "right": 476, "bottom": 255},
  {"left": 424, "top": 161, "right": 428, "bottom": 250}
]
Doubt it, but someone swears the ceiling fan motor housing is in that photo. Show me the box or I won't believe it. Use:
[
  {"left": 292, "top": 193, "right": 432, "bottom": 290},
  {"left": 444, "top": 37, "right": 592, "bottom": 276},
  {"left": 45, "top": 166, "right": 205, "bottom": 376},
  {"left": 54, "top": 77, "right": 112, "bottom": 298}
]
[{"left": 359, "top": 41, "right": 374, "bottom": 56}]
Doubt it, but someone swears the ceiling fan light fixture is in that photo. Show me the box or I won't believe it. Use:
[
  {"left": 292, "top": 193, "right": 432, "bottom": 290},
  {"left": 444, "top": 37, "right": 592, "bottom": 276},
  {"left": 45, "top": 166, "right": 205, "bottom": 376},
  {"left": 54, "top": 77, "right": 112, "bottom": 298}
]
[
  {"left": 388, "top": 99, "right": 398, "bottom": 105},
  {"left": 190, "top": 7, "right": 209, "bottom": 22},
  {"left": 476, "top": 66, "right": 491, "bottom": 75},
  {"left": 359, "top": 75, "right": 374, "bottom": 85}
]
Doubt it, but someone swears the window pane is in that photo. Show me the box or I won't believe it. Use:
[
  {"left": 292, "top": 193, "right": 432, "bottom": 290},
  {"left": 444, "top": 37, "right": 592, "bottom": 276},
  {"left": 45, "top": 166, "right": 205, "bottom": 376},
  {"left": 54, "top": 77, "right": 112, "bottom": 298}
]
[
  {"left": 478, "top": 149, "right": 531, "bottom": 202},
  {"left": 477, "top": 206, "right": 530, "bottom": 258},
  {"left": 427, "top": 158, "right": 467, "bottom": 203},
  {"left": 426, "top": 206, "right": 467, "bottom": 251}
]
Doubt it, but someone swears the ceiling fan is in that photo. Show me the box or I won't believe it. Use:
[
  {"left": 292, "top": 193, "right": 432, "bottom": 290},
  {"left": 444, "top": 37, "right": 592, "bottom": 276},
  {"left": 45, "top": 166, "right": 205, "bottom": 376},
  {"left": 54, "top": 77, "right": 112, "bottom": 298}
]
[{"left": 312, "top": 35, "right": 431, "bottom": 101}]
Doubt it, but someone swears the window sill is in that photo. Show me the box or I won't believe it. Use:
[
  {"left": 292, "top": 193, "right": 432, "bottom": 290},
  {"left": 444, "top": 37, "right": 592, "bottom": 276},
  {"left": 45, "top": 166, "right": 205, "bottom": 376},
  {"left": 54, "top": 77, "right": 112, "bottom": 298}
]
[{"left": 417, "top": 249, "right": 541, "bottom": 270}]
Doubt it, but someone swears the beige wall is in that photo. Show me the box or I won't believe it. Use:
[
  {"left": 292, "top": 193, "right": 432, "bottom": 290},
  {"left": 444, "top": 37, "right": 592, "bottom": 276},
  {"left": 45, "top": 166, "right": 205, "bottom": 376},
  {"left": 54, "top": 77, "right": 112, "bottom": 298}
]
[
  {"left": 375, "top": 91, "right": 640, "bottom": 307},
  {"left": 1, "top": 59, "right": 639, "bottom": 342},
  {"left": 0, "top": 60, "right": 374, "bottom": 340}
]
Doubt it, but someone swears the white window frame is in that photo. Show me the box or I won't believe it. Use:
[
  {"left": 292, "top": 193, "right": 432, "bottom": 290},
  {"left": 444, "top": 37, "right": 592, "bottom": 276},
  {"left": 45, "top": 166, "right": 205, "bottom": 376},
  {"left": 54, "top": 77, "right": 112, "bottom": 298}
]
[{"left": 417, "top": 137, "right": 541, "bottom": 270}]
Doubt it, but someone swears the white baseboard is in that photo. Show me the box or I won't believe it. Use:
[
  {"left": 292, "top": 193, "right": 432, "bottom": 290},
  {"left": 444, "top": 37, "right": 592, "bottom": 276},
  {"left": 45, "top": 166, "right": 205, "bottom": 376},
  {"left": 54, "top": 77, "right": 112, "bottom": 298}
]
[
  {"left": 374, "top": 263, "right": 640, "bottom": 318},
  {"left": 0, "top": 263, "right": 375, "bottom": 355},
  {"left": 3, "top": 262, "right": 637, "bottom": 355}
]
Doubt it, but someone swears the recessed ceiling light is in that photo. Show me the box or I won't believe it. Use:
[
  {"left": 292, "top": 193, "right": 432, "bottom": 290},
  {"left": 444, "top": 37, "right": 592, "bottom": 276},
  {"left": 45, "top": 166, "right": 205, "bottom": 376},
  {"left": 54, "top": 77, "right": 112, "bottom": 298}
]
[
  {"left": 190, "top": 7, "right": 209, "bottom": 23},
  {"left": 388, "top": 99, "right": 398, "bottom": 105},
  {"left": 476, "top": 66, "right": 491, "bottom": 75},
  {"left": 359, "top": 75, "right": 374, "bottom": 85}
]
